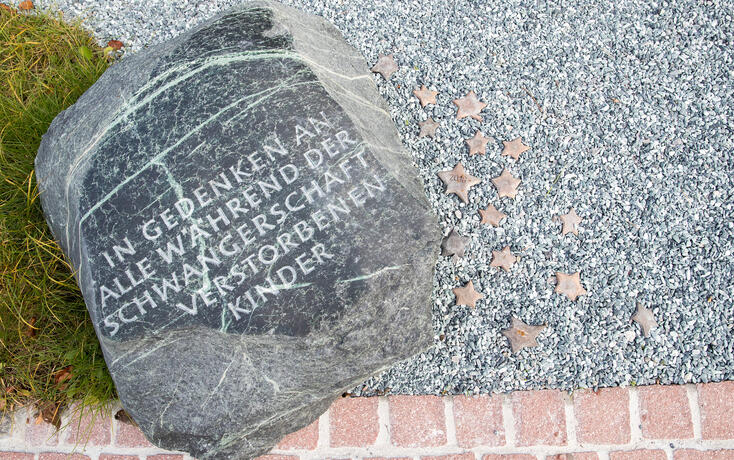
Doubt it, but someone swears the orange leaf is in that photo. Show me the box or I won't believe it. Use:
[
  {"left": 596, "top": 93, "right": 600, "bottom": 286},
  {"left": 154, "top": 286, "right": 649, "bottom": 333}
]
[
  {"left": 54, "top": 366, "right": 73, "bottom": 390},
  {"left": 107, "top": 39, "right": 123, "bottom": 51},
  {"left": 18, "top": 0, "right": 33, "bottom": 10},
  {"left": 0, "top": 3, "right": 15, "bottom": 13}
]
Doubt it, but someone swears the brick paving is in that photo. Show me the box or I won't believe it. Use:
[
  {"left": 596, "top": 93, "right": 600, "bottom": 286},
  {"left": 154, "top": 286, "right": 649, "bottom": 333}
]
[{"left": 2, "top": 383, "right": 733, "bottom": 460}]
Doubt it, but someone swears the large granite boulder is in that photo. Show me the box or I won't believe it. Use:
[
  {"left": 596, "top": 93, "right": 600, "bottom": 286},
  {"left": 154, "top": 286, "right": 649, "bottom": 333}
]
[{"left": 35, "top": 2, "right": 439, "bottom": 459}]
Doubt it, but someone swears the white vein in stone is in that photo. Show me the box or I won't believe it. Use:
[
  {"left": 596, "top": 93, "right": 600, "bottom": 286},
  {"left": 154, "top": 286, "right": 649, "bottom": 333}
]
[
  {"left": 337, "top": 264, "right": 407, "bottom": 283},
  {"left": 79, "top": 78, "right": 317, "bottom": 224},
  {"left": 64, "top": 49, "right": 302, "bottom": 247}
]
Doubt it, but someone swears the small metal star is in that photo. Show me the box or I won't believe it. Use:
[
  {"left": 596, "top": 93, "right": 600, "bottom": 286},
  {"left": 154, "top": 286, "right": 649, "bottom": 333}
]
[
  {"left": 413, "top": 85, "right": 438, "bottom": 107},
  {"left": 418, "top": 117, "right": 440, "bottom": 138},
  {"left": 441, "top": 228, "right": 469, "bottom": 263},
  {"left": 555, "top": 272, "right": 587, "bottom": 301},
  {"left": 370, "top": 54, "right": 398, "bottom": 79},
  {"left": 437, "top": 162, "right": 481, "bottom": 203},
  {"left": 632, "top": 303, "right": 657, "bottom": 337},
  {"left": 465, "top": 131, "right": 490, "bottom": 155},
  {"left": 479, "top": 204, "right": 506, "bottom": 227},
  {"left": 502, "top": 317, "right": 546, "bottom": 353},
  {"left": 453, "top": 280, "right": 483, "bottom": 308},
  {"left": 560, "top": 208, "right": 583, "bottom": 236},
  {"left": 491, "top": 169, "right": 521, "bottom": 199},
  {"left": 453, "top": 90, "right": 487, "bottom": 121},
  {"left": 491, "top": 246, "right": 517, "bottom": 272},
  {"left": 502, "top": 137, "right": 530, "bottom": 160}
]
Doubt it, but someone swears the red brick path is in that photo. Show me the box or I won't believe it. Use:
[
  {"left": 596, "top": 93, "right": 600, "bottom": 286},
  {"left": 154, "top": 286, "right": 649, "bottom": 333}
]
[{"left": 2, "top": 382, "right": 733, "bottom": 459}]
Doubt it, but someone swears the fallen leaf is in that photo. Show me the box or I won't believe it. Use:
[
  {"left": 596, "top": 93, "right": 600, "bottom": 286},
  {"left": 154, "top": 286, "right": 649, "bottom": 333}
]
[
  {"left": 114, "top": 409, "right": 137, "bottom": 426},
  {"left": 18, "top": 0, "right": 33, "bottom": 10},
  {"left": 24, "top": 316, "right": 37, "bottom": 337},
  {"left": 35, "top": 402, "right": 63, "bottom": 429},
  {"left": 107, "top": 39, "right": 123, "bottom": 50},
  {"left": 54, "top": 366, "right": 72, "bottom": 390},
  {"left": 0, "top": 3, "right": 15, "bottom": 12}
]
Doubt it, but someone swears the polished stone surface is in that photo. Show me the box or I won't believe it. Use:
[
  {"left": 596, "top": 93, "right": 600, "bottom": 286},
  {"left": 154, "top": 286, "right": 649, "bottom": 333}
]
[{"left": 35, "top": 2, "right": 440, "bottom": 458}]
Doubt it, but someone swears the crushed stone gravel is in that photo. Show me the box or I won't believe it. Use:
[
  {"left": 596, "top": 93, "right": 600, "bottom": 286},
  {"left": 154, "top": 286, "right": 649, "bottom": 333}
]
[{"left": 32, "top": 0, "right": 734, "bottom": 394}]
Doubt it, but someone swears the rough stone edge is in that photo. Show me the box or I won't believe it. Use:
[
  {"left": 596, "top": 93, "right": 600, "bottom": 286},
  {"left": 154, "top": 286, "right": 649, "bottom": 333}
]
[{"left": 33, "top": 3, "right": 441, "bottom": 459}]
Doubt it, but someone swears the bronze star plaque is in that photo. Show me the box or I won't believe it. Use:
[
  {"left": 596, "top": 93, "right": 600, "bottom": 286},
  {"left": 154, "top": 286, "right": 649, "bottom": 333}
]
[
  {"left": 501, "top": 137, "right": 530, "bottom": 160},
  {"left": 465, "top": 131, "right": 490, "bottom": 155},
  {"left": 441, "top": 227, "right": 469, "bottom": 263},
  {"left": 502, "top": 317, "right": 546, "bottom": 353},
  {"left": 453, "top": 280, "right": 483, "bottom": 308},
  {"left": 413, "top": 85, "right": 438, "bottom": 107},
  {"left": 418, "top": 117, "right": 440, "bottom": 138},
  {"left": 438, "top": 162, "right": 481, "bottom": 203},
  {"left": 453, "top": 90, "right": 487, "bottom": 121},
  {"left": 490, "top": 246, "right": 517, "bottom": 272},
  {"left": 370, "top": 54, "right": 398, "bottom": 79},
  {"left": 491, "top": 169, "right": 521, "bottom": 199},
  {"left": 453, "top": 91, "right": 487, "bottom": 121},
  {"left": 560, "top": 208, "right": 583, "bottom": 236},
  {"left": 555, "top": 272, "right": 587, "bottom": 301},
  {"left": 632, "top": 303, "right": 657, "bottom": 336},
  {"left": 479, "top": 204, "right": 506, "bottom": 227}
]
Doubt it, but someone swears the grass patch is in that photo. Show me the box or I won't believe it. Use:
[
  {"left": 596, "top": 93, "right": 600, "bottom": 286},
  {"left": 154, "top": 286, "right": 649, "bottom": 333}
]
[{"left": 0, "top": 5, "right": 116, "bottom": 414}]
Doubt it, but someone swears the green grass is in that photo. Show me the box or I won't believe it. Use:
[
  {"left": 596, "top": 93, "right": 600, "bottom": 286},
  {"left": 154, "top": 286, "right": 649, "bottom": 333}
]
[{"left": 0, "top": 6, "right": 116, "bottom": 415}]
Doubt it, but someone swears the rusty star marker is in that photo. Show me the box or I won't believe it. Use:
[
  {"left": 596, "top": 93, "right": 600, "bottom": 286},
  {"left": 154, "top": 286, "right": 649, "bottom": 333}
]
[
  {"left": 555, "top": 272, "right": 587, "bottom": 301},
  {"left": 491, "top": 246, "right": 517, "bottom": 272},
  {"left": 370, "top": 54, "right": 398, "bottom": 79},
  {"left": 465, "top": 131, "right": 490, "bottom": 155},
  {"left": 502, "top": 137, "right": 530, "bottom": 160},
  {"left": 632, "top": 303, "right": 657, "bottom": 337},
  {"left": 479, "top": 204, "right": 506, "bottom": 227},
  {"left": 437, "top": 162, "right": 481, "bottom": 204},
  {"left": 491, "top": 169, "right": 521, "bottom": 199},
  {"left": 453, "top": 280, "right": 483, "bottom": 308},
  {"left": 453, "top": 90, "right": 487, "bottom": 121},
  {"left": 560, "top": 207, "right": 583, "bottom": 236},
  {"left": 441, "top": 228, "right": 469, "bottom": 263},
  {"left": 502, "top": 317, "right": 546, "bottom": 353},
  {"left": 418, "top": 118, "right": 440, "bottom": 138},
  {"left": 413, "top": 85, "right": 438, "bottom": 107}
]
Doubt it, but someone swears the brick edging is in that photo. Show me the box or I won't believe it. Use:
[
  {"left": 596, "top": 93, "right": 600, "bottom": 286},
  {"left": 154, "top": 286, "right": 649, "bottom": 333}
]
[{"left": 1, "top": 382, "right": 733, "bottom": 460}]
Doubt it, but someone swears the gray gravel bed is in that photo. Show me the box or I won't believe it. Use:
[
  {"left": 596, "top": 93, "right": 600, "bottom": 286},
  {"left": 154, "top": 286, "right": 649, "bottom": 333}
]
[{"left": 32, "top": 0, "right": 734, "bottom": 394}]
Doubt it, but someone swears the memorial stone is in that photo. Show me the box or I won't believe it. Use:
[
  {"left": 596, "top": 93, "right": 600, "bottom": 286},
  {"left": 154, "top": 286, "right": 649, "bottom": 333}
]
[{"left": 34, "top": 2, "right": 440, "bottom": 459}]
